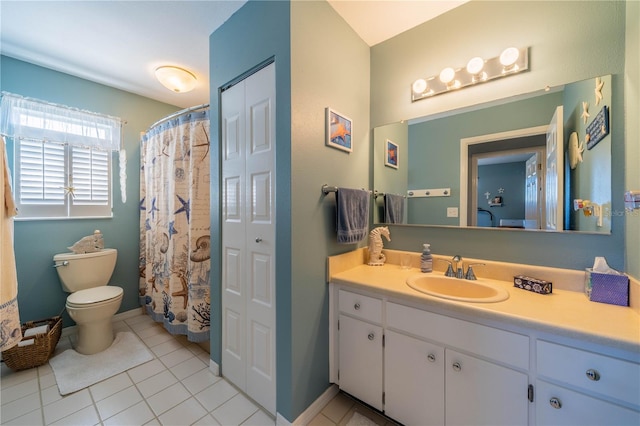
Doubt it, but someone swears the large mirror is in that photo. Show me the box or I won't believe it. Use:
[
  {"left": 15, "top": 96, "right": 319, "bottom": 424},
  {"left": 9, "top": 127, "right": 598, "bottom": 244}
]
[{"left": 373, "top": 75, "right": 612, "bottom": 233}]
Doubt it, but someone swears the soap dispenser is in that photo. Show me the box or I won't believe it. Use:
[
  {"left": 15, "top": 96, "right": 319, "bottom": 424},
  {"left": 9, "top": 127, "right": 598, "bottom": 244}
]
[{"left": 421, "top": 244, "right": 433, "bottom": 273}]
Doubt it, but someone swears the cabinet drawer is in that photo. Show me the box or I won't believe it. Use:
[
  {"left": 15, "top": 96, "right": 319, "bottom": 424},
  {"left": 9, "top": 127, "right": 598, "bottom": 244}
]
[
  {"left": 338, "top": 289, "right": 382, "bottom": 324},
  {"left": 537, "top": 340, "right": 640, "bottom": 408},
  {"left": 536, "top": 380, "right": 640, "bottom": 425},
  {"left": 387, "top": 302, "right": 528, "bottom": 370}
]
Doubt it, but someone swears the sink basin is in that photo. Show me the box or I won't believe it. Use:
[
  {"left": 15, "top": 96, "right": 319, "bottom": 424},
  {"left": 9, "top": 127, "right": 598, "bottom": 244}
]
[{"left": 406, "top": 274, "right": 509, "bottom": 303}]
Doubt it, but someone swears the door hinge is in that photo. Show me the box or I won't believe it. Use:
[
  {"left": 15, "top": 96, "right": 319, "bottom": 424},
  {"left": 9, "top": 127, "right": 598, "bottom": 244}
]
[
  {"left": 337, "top": 319, "right": 340, "bottom": 330},
  {"left": 337, "top": 370, "right": 340, "bottom": 380},
  {"left": 382, "top": 334, "right": 385, "bottom": 347},
  {"left": 528, "top": 384, "right": 534, "bottom": 402},
  {"left": 382, "top": 391, "right": 385, "bottom": 405}
]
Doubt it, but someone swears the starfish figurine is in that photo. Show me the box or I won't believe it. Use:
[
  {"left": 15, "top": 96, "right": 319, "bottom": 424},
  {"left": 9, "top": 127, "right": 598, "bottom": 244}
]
[
  {"left": 595, "top": 77, "right": 604, "bottom": 105},
  {"left": 581, "top": 101, "right": 590, "bottom": 124},
  {"left": 498, "top": 188, "right": 505, "bottom": 194}
]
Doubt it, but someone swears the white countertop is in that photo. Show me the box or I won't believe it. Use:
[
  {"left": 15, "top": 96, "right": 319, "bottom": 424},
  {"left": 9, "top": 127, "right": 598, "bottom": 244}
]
[{"left": 328, "top": 250, "right": 640, "bottom": 355}]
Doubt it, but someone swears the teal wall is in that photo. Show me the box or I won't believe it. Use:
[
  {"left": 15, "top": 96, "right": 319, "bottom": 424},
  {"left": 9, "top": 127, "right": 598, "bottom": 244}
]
[
  {"left": 477, "top": 162, "right": 526, "bottom": 226},
  {"left": 371, "top": 1, "right": 627, "bottom": 272},
  {"left": 290, "top": 0, "right": 370, "bottom": 420},
  {"left": 210, "top": 0, "right": 369, "bottom": 420},
  {"left": 564, "top": 75, "right": 612, "bottom": 233},
  {"left": 1, "top": 55, "right": 180, "bottom": 326}
]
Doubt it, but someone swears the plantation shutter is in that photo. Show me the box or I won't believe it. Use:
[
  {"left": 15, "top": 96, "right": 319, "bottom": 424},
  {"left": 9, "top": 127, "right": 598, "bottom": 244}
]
[{"left": 15, "top": 139, "right": 67, "bottom": 217}]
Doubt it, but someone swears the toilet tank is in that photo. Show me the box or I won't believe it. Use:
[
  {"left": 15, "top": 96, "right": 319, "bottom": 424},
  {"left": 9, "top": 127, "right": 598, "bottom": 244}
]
[{"left": 53, "top": 248, "right": 117, "bottom": 292}]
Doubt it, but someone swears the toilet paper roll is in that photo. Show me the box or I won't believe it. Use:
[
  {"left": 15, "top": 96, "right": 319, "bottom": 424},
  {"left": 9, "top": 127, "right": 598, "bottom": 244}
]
[
  {"left": 24, "top": 324, "right": 50, "bottom": 337},
  {"left": 18, "top": 339, "right": 35, "bottom": 347}
]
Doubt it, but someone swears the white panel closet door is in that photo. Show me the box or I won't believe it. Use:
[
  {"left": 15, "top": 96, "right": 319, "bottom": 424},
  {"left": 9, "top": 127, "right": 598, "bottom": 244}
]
[{"left": 221, "top": 63, "right": 276, "bottom": 415}]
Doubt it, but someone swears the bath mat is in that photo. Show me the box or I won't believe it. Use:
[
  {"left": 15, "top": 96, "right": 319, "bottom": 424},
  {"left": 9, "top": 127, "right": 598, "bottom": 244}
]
[
  {"left": 49, "top": 331, "right": 154, "bottom": 395},
  {"left": 346, "top": 412, "right": 380, "bottom": 426}
]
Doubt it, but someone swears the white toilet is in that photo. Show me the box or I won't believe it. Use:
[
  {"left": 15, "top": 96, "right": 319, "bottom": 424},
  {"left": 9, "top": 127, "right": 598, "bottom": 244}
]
[{"left": 53, "top": 248, "right": 123, "bottom": 355}]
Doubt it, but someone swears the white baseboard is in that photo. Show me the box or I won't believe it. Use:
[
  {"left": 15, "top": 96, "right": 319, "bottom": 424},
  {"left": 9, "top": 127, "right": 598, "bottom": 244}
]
[
  {"left": 276, "top": 384, "right": 339, "bottom": 426},
  {"left": 209, "top": 359, "right": 220, "bottom": 376}
]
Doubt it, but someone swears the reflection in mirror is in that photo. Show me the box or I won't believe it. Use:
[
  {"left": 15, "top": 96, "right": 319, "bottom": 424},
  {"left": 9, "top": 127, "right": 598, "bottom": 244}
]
[{"left": 373, "top": 75, "right": 612, "bottom": 233}]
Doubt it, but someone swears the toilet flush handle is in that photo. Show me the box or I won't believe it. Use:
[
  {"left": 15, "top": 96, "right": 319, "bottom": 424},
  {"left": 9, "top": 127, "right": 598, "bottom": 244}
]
[{"left": 53, "top": 261, "right": 69, "bottom": 268}]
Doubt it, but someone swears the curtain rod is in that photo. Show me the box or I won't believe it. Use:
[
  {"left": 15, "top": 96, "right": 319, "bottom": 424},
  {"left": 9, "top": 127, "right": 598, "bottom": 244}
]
[{"left": 147, "top": 103, "right": 209, "bottom": 132}]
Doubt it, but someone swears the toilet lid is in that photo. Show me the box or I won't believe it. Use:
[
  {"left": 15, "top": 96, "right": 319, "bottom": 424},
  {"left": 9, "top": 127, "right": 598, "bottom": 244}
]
[{"left": 67, "top": 286, "right": 123, "bottom": 305}]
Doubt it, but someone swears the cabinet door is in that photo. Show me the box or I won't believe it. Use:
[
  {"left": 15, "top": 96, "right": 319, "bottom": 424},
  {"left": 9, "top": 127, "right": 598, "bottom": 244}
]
[
  {"left": 385, "top": 330, "right": 445, "bottom": 425},
  {"left": 446, "top": 350, "right": 528, "bottom": 426},
  {"left": 339, "top": 315, "right": 383, "bottom": 410},
  {"left": 536, "top": 381, "right": 640, "bottom": 426}
]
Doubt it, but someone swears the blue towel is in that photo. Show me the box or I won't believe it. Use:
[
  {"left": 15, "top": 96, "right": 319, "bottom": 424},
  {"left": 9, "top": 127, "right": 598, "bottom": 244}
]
[
  {"left": 336, "top": 188, "right": 369, "bottom": 244},
  {"left": 384, "top": 194, "right": 404, "bottom": 224}
]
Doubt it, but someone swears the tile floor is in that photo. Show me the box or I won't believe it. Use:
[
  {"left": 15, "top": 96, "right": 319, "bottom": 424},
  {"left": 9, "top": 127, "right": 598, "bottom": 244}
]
[{"left": 1, "top": 311, "right": 395, "bottom": 426}]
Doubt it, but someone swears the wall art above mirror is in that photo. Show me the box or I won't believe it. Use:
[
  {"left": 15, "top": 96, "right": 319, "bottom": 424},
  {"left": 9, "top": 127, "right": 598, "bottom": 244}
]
[{"left": 373, "top": 75, "right": 612, "bottom": 233}]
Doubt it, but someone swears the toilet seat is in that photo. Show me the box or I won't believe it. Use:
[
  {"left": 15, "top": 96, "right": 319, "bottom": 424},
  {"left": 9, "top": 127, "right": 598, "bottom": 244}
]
[{"left": 66, "top": 286, "right": 123, "bottom": 307}]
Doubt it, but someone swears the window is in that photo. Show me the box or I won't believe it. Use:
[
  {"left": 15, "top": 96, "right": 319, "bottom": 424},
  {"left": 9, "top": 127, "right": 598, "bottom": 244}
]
[{"left": 1, "top": 92, "right": 122, "bottom": 219}]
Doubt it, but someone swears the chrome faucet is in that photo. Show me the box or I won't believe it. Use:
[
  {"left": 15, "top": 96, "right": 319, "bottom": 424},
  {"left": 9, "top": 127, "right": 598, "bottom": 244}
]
[
  {"left": 449, "top": 256, "right": 486, "bottom": 280},
  {"left": 452, "top": 255, "right": 463, "bottom": 279}
]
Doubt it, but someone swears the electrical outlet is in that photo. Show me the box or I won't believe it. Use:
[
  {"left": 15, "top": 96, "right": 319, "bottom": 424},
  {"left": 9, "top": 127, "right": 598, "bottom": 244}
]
[{"left": 447, "top": 207, "right": 459, "bottom": 218}]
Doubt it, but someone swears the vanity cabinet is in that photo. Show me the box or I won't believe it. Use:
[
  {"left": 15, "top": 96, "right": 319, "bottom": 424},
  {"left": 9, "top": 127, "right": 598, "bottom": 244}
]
[
  {"left": 384, "top": 330, "right": 445, "bottom": 425},
  {"left": 535, "top": 340, "right": 640, "bottom": 425},
  {"left": 386, "top": 301, "right": 529, "bottom": 426},
  {"left": 335, "top": 287, "right": 530, "bottom": 425},
  {"left": 446, "top": 349, "right": 528, "bottom": 426},
  {"left": 337, "top": 290, "right": 383, "bottom": 411}
]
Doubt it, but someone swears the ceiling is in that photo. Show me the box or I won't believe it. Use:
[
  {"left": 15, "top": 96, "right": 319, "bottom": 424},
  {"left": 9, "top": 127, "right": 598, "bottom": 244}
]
[{"left": 0, "top": 1, "right": 466, "bottom": 109}]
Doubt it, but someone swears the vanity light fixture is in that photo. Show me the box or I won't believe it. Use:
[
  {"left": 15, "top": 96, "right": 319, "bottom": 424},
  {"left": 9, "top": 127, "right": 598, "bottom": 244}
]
[
  {"left": 155, "top": 66, "right": 197, "bottom": 93},
  {"left": 411, "top": 47, "right": 529, "bottom": 102}
]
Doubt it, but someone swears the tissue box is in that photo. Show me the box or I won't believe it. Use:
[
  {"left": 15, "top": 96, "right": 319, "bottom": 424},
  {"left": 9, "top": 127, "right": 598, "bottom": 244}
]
[
  {"left": 585, "top": 268, "right": 629, "bottom": 306},
  {"left": 514, "top": 275, "right": 552, "bottom": 294}
]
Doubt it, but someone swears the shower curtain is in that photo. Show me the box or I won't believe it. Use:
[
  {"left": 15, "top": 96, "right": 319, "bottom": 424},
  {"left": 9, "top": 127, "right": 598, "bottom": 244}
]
[{"left": 139, "top": 108, "right": 210, "bottom": 342}]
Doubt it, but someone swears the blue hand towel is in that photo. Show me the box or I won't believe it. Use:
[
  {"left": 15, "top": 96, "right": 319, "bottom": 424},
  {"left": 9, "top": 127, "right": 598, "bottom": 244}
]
[
  {"left": 384, "top": 194, "right": 405, "bottom": 224},
  {"left": 336, "top": 188, "right": 369, "bottom": 244}
]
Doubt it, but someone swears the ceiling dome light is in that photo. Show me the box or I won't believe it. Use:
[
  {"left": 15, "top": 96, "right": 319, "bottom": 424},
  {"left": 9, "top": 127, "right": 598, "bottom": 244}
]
[
  {"left": 439, "top": 67, "right": 456, "bottom": 84},
  {"left": 499, "top": 47, "right": 520, "bottom": 68},
  {"left": 466, "top": 57, "right": 485, "bottom": 75},
  {"left": 155, "top": 66, "right": 197, "bottom": 93},
  {"left": 412, "top": 79, "right": 428, "bottom": 94}
]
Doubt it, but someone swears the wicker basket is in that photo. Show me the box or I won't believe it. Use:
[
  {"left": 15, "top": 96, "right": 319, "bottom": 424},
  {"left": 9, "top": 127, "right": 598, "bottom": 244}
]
[{"left": 2, "top": 316, "right": 62, "bottom": 371}]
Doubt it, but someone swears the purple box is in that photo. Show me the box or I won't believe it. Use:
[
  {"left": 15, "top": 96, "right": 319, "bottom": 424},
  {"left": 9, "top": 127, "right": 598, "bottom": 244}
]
[{"left": 585, "top": 269, "right": 629, "bottom": 306}]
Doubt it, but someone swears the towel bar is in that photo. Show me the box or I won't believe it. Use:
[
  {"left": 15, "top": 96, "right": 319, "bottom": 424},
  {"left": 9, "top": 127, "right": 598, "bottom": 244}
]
[{"left": 322, "top": 184, "right": 373, "bottom": 195}]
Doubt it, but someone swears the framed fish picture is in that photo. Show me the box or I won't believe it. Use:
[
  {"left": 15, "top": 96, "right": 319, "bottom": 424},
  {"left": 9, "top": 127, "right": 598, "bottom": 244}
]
[
  {"left": 326, "top": 107, "right": 352, "bottom": 152},
  {"left": 385, "top": 139, "right": 398, "bottom": 169}
]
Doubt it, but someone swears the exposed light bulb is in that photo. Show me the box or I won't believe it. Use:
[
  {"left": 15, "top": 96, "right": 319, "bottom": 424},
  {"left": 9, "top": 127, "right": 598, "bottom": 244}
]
[
  {"left": 412, "top": 79, "right": 428, "bottom": 94},
  {"left": 499, "top": 47, "right": 520, "bottom": 67},
  {"left": 439, "top": 67, "right": 456, "bottom": 84},
  {"left": 466, "top": 57, "right": 485, "bottom": 75}
]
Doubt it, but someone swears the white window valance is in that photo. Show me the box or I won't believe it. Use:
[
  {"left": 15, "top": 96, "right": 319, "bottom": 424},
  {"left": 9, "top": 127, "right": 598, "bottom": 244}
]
[{"left": 0, "top": 92, "right": 122, "bottom": 151}]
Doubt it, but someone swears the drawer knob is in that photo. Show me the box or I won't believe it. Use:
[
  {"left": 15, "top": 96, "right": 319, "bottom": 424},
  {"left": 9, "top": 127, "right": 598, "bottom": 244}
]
[
  {"left": 549, "top": 397, "right": 562, "bottom": 409},
  {"left": 427, "top": 353, "right": 436, "bottom": 362},
  {"left": 452, "top": 362, "right": 462, "bottom": 372},
  {"left": 586, "top": 369, "right": 601, "bottom": 381},
  {"left": 354, "top": 303, "right": 361, "bottom": 310},
  {"left": 368, "top": 332, "right": 375, "bottom": 341}
]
